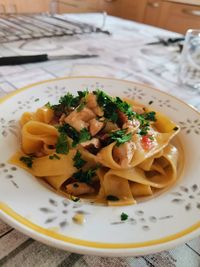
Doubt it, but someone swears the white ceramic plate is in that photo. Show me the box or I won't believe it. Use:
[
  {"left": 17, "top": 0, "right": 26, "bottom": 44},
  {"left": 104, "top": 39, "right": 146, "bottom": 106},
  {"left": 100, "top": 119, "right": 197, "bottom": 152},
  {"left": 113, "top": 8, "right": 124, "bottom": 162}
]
[{"left": 0, "top": 77, "right": 200, "bottom": 257}]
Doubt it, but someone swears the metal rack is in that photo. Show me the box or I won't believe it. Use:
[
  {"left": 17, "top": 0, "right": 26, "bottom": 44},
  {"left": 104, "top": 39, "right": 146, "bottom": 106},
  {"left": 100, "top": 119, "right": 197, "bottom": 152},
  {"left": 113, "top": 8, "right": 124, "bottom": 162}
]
[{"left": 0, "top": 13, "right": 109, "bottom": 43}]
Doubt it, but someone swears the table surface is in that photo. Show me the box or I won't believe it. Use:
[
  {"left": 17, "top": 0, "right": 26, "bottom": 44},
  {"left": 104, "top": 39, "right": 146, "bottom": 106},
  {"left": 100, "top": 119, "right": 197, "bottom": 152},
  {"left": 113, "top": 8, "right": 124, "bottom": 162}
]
[{"left": 0, "top": 13, "right": 200, "bottom": 267}]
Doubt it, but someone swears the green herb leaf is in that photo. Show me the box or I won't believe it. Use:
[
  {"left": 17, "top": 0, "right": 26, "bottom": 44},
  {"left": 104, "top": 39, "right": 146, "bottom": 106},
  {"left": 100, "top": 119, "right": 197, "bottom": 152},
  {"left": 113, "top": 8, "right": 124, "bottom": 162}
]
[
  {"left": 56, "top": 133, "right": 69, "bottom": 154},
  {"left": 136, "top": 111, "right": 157, "bottom": 136},
  {"left": 58, "top": 123, "right": 79, "bottom": 140},
  {"left": 77, "top": 128, "right": 91, "bottom": 145},
  {"left": 45, "top": 101, "right": 66, "bottom": 117},
  {"left": 76, "top": 102, "right": 85, "bottom": 112},
  {"left": 114, "top": 97, "right": 135, "bottom": 120},
  {"left": 58, "top": 124, "right": 91, "bottom": 147},
  {"left": 106, "top": 195, "right": 119, "bottom": 201},
  {"left": 73, "top": 168, "right": 97, "bottom": 184},
  {"left": 121, "top": 212, "right": 129, "bottom": 221},
  {"left": 138, "top": 124, "right": 150, "bottom": 136},
  {"left": 71, "top": 196, "right": 80, "bottom": 202},
  {"left": 143, "top": 111, "right": 156, "bottom": 122},
  {"left": 45, "top": 102, "right": 52, "bottom": 109},
  {"left": 95, "top": 90, "right": 136, "bottom": 122},
  {"left": 148, "top": 135, "right": 155, "bottom": 141},
  {"left": 59, "top": 92, "right": 80, "bottom": 109},
  {"left": 20, "top": 156, "right": 34, "bottom": 168},
  {"left": 73, "top": 151, "right": 86, "bottom": 169},
  {"left": 95, "top": 90, "right": 119, "bottom": 123},
  {"left": 77, "top": 89, "right": 89, "bottom": 99},
  {"left": 49, "top": 154, "right": 60, "bottom": 160},
  {"left": 46, "top": 91, "right": 89, "bottom": 117},
  {"left": 95, "top": 89, "right": 112, "bottom": 108},
  {"left": 173, "top": 126, "right": 179, "bottom": 131},
  {"left": 109, "top": 129, "right": 132, "bottom": 146}
]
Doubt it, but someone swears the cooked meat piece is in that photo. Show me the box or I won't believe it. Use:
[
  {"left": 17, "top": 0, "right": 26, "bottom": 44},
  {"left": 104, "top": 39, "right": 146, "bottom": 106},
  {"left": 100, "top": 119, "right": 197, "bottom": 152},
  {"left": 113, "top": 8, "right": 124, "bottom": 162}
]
[
  {"left": 59, "top": 113, "right": 66, "bottom": 124},
  {"left": 66, "top": 182, "right": 95, "bottom": 196},
  {"left": 86, "top": 93, "right": 104, "bottom": 116},
  {"left": 102, "top": 121, "right": 119, "bottom": 133},
  {"left": 89, "top": 118, "right": 104, "bottom": 136},
  {"left": 117, "top": 110, "right": 128, "bottom": 127},
  {"left": 112, "top": 141, "right": 135, "bottom": 167},
  {"left": 99, "top": 133, "right": 110, "bottom": 147},
  {"left": 64, "top": 107, "right": 95, "bottom": 131},
  {"left": 81, "top": 138, "right": 101, "bottom": 154}
]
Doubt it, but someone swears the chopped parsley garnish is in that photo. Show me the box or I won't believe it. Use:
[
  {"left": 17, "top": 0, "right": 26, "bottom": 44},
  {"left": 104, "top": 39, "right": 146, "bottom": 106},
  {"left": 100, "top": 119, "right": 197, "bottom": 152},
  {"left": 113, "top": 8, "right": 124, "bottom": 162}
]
[
  {"left": 95, "top": 90, "right": 119, "bottom": 123},
  {"left": 58, "top": 123, "right": 79, "bottom": 141},
  {"left": 109, "top": 129, "right": 132, "bottom": 146},
  {"left": 138, "top": 124, "right": 150, "bottom": 136},
  {"left": 94, "top": 90, "right": 157, "bottom": 131},
  {"left": 45, "top": 102, "right": 65, "bottom": 117},
  {"left": 95, "top": 91, "right": 157, "bottom": 141},
  {"left": 73, "top": 167, "right": 97, "bottom": 184},
  {"left": 76, "top": 102, "right": 85, "bottom": 112},
  {"left": 136, "top": 111, "right": 157, "bottom": 136},
  {"left": 45, "top": 102, "right": 52, "bottom": 109},
  {"left": 77, "top": 90, "right": 89, "bottom": 99},
  {"left": 45, "top": 90, "right": 89, "bottom": 116},
  {"left": 173, "top": 126, "right": 179, "bottom": 131},
  {"left": 34, "top": 98, "right": 39, "bottom": 102},
  {"left": 106, "top": 195, "right": 119, "bottom": 201},
  {"left": 71, "top": 195, "right": 80, "bottom": 202},
  {"left": 148, "top": 135, "right": 155, "bottom": 141},
  {"left": 115, "top": 97, "right": 135, "bottom": 120},
  {"left": 95, "top": 90, "right": 135, "bottom": 122},
  {"left": 20, "top": 156, "right": 34, "bottom": 168},
  {"left": 56, "top": 132, "right": 69, "bottom": 154},
  {"left": 121, "top": 212, "right": 129, "bottom": 221},
  {"left": 59, "top": 92, "right": 80, "bottom": 109},
  {"left": 78, "top": 128, "right": 91, "bottom": 145},
  {"left": 49, "top": 154, "right": 60, "bottom": 160},
  {"left": 58, "top": 123, "right": 91, "bottom": 147},
  {"left": 143, "top": 111, "right": 156, "bottom": 122},
  {"left": 74, "top": 90, "right": 89, "bottom": 112},
  {"left": 73, "top": 151, "right": 86, "bottom": 169},
  {"left": 95, "top": 90, "right": 136, "bottom": 121}
]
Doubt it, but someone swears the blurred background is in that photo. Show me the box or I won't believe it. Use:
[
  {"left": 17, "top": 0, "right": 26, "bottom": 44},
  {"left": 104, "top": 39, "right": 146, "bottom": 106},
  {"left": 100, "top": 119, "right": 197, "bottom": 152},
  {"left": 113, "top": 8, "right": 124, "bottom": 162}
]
[{"left": 0, "top": 0, "right": 200, "bottom": 34}]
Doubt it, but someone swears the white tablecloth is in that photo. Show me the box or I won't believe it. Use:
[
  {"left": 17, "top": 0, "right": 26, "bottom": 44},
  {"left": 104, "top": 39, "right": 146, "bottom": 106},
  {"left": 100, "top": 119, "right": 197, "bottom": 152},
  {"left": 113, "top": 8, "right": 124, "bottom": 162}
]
[{"left": 0, "top": 13, "right": 200, "bottom": 267}]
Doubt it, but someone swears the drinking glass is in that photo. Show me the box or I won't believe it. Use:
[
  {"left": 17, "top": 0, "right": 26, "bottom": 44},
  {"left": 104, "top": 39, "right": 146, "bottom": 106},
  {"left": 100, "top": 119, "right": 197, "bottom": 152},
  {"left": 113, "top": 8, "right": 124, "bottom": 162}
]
[{"left": 178, "top": 29, "right": 200, "bottom": 90}]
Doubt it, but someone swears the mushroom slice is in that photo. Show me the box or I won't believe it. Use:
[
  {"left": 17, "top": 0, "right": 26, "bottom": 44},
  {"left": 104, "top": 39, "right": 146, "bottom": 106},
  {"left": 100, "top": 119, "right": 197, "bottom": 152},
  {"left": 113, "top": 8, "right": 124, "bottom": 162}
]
[
  {"left": 64, "top": 107, "right": 95, "bottom": 131},
  {"left": 86, "top": 93, "right": 104, "bottom": 116},
  {"left": 81, "top": 138, "right": 101, "bottom": 154},
  {"left": 89, "top": 118, "right": 104, "bottom": 136}
]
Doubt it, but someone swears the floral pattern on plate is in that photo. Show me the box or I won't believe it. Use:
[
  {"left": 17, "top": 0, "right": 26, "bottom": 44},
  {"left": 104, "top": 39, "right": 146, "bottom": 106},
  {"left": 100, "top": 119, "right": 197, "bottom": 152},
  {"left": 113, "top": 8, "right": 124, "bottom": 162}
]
[
  {"left": 179, "top": 119, "right": 200, "bottom": 135},
  {"left": 171, "top": 184, "right": 200, "bottom": 211}
]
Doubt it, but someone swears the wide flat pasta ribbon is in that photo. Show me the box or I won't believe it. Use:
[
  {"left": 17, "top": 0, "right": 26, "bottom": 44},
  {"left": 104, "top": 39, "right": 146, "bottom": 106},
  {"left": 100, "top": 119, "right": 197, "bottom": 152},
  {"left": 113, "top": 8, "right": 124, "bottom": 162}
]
[
  {"left": 22, "top": 121, "right": 58, "bottom": 154},
  {"left": 20, "top": 107, "right": 54, "bottom": 126},
  {"left": 9, "top": 150, "right": 77, "bottom": 190}
]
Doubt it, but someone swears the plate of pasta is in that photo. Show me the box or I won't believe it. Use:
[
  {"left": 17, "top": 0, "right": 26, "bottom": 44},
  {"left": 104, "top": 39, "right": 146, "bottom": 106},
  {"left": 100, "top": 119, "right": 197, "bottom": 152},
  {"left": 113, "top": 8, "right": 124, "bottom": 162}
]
[{"left": 0, "top": 77, "right": 200, "bottom": 256}]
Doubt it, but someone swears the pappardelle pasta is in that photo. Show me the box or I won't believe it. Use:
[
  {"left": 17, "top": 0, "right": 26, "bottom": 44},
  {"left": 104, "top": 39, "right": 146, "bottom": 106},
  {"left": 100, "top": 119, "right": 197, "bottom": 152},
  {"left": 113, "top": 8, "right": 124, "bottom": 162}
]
[{"left": 10, "top": 90, "right": 181, "bottom": 206}]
